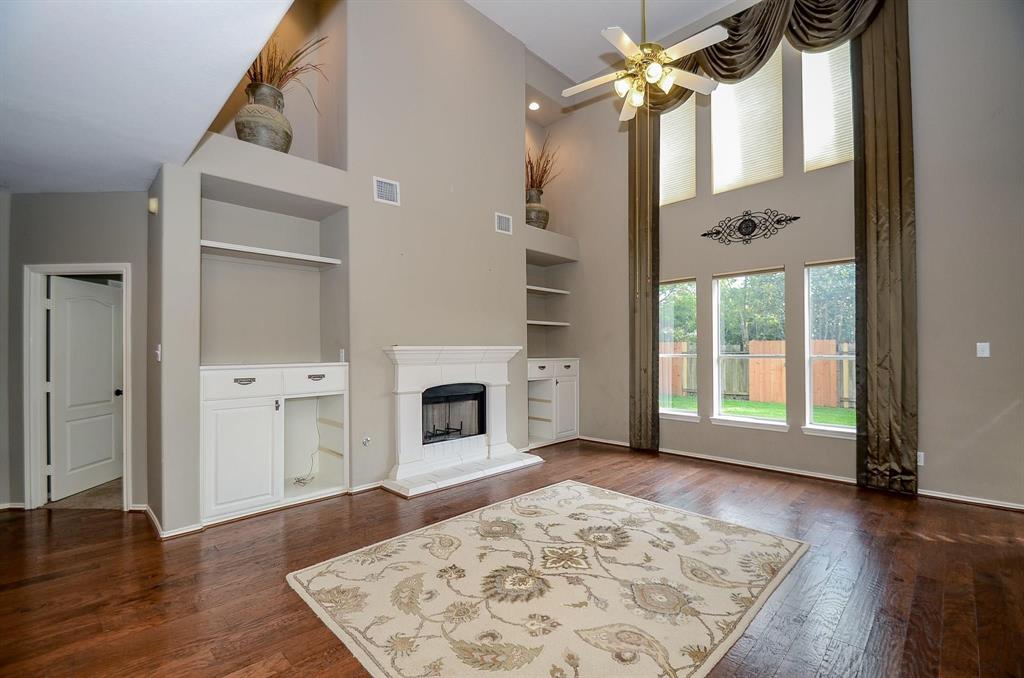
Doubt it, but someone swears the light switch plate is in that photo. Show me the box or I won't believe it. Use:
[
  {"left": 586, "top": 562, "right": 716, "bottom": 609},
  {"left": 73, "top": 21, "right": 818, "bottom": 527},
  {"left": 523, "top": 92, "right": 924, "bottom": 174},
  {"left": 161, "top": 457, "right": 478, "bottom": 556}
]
[
  {"left": 917, "top": 451, "right": 924, "bottom": 466},
  {"left": 976, "top": 342, "right": 990, "bottom": 358}
]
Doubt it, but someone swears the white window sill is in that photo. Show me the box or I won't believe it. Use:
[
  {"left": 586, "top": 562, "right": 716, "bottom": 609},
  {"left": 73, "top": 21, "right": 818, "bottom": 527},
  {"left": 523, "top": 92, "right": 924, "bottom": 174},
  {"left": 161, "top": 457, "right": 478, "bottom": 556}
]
[
  {"left": 801, "top": 425, "right": 856, "bottom": 440},
  {"left": 710, "top": 415, "right": 789, "bottom": 433},
  {"left": 659, "top": 410, "right": 701, "bottom": 423}
]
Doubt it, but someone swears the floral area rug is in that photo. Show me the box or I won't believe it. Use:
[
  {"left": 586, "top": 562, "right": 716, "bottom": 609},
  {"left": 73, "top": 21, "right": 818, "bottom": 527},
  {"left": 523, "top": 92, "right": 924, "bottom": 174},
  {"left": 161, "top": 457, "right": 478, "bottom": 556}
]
[{"left": 287, "top": 480, "right": 807, "bottom": 677}]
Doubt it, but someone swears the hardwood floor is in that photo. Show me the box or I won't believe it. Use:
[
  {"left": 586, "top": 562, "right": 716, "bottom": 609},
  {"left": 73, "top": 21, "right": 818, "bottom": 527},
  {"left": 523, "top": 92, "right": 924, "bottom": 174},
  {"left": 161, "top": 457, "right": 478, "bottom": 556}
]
[{"left": 1, "top": 440, "right": 1021, "bottom": 677}]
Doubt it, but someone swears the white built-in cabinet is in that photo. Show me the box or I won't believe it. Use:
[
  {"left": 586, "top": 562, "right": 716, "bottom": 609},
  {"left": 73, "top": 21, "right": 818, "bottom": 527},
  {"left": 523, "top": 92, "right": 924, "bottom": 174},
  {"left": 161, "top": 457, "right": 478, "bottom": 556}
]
[
  {"left": 528, "top": 358, "right": 579, "bottom": 449},
  {"left": 200, "top": 363, "right": 349, "bottom": 524}
]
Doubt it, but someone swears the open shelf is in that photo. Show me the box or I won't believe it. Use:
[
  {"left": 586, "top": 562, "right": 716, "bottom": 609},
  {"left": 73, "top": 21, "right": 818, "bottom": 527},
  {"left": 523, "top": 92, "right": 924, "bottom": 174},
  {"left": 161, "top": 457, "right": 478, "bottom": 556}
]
[
  {"left": 527, "top": 320, "right": 570, "bottom": 327},
  {"left": 524, "top": 225, "right": 579, "bottom": 266},
  {"left": 200, "top": 239, "right": 341, "bottom": 268},
  {"left": 527, "top": 284, "right": 570, "bottom": 296}
]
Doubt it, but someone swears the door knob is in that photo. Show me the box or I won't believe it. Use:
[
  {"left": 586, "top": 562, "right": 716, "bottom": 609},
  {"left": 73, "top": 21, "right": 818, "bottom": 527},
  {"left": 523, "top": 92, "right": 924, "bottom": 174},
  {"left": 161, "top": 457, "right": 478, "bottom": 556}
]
[{"left": 114, "top": 388, "right": 124, "bottom": 396}]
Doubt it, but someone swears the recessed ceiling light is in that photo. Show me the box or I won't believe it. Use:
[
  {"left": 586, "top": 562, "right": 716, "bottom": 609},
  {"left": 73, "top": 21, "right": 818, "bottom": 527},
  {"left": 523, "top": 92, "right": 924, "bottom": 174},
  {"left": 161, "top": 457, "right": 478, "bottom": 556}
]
[{"left": 528, "top": 101, "right": 540, "bottom": 111}]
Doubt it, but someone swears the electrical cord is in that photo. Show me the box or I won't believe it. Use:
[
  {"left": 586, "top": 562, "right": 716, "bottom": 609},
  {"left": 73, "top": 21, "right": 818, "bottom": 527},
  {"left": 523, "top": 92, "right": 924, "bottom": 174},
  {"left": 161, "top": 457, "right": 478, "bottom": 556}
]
[{"left": 292, "top": 398, "right": 321, "bottom": 486}]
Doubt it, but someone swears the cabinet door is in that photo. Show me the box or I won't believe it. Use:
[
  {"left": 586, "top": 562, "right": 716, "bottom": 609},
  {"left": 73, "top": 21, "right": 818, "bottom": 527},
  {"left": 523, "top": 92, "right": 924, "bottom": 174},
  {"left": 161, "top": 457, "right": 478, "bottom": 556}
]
[
  {"left": 202, "top": 396, "right": 283, "bottom": 520},
  {"left": 555, "top": 377, "right": 579, "bottom": 439}
]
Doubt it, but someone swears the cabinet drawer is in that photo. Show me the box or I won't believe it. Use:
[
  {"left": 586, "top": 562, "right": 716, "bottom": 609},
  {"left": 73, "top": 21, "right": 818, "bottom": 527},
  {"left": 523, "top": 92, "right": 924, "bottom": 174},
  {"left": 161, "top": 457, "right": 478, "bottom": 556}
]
[
  {"left": 555, "top": 360, "right": 579, "bottom": 377},
  {"left": 528, "top": 360, "right": 555, "bottom": 380},
  {"left": 283, "top": 365, "right": 347, "bottom": 396},
  {"left": 203, "top": 369, "right": 282, "bottom": 400}
]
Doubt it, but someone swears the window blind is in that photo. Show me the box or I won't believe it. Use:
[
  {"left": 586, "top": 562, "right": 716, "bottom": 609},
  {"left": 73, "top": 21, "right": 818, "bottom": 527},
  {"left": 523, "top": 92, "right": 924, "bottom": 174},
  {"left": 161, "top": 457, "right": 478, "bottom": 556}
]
[
  {"left": 659, "top": 97, "right": 696, "bottom": 205},
  {"left": 711, "top": 47, "right": 783, "bottom": 194},
  {"left": 802, "top": 42, "right": 854, "bottom": 171}
]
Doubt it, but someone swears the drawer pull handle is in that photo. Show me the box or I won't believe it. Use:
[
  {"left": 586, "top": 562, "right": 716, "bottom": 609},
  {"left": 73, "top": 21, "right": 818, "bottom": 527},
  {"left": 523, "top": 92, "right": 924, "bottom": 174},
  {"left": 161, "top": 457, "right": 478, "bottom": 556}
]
[
  {"left": 233, "top": 377, "right": 256, "bottom": 386},
  {"left": 307, "top": 374, "right": 326, "bottom": 381},
  {"left": 563, "top": 364, "right": 572, "bottom": 370},
  {"left": 537, "top": 365, "right": 547, "bottom": 370}
]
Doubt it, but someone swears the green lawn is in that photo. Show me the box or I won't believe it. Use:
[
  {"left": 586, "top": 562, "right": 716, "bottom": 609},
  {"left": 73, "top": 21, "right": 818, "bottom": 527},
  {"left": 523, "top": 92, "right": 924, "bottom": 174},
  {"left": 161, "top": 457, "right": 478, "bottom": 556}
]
[{"left": 660, "top": 394, "right": 856, "bottom": 428}]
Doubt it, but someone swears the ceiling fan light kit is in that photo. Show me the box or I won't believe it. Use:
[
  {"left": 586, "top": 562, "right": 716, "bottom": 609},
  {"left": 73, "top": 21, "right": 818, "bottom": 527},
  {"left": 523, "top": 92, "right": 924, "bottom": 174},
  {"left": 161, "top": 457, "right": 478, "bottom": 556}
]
[{"left": 561, "top": 0, "right": 728, "bottom": 121}]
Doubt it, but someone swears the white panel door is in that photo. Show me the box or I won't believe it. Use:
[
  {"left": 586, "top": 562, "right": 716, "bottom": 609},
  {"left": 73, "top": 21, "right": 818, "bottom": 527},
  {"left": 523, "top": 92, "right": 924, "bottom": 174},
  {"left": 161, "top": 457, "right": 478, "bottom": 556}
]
[
  {"left": 49, "top": 276, "right": 123, "bottom": 501},
  {"left": 555, "top": 377, "right": 579, "bottom": 439},
  {"left": 202, "top": 397, "right": 283, "bottom": 520}
]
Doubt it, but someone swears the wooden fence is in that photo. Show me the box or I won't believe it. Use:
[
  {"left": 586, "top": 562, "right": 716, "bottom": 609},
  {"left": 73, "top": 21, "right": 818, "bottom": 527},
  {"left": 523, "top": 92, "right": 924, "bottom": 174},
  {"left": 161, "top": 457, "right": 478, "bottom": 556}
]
[{"left": 658, "top": 339, "right": 855, "bottom": 408}]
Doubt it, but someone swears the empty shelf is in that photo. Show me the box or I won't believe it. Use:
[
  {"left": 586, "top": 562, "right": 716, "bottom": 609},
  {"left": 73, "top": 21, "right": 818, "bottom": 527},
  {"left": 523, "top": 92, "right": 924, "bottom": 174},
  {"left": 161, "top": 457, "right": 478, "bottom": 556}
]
[
  {"left": 527, "top": 320, "right": 570, "bottom": 327},
  {"left": 526, "top": 284, "right": 570, "bottom": 296},
  {"left": 201, "top": 239, "right": 341, "bottom": 268}
]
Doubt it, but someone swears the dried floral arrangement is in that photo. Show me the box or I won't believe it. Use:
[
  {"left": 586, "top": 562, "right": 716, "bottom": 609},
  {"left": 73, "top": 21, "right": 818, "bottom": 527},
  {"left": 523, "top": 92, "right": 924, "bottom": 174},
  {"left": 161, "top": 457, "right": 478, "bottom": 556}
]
[
  {"left": 526, "top": 137, "right": 560, "bottom": 190},
  {"left": 245, "top": 36, "right": 327, "bottom": 107}
]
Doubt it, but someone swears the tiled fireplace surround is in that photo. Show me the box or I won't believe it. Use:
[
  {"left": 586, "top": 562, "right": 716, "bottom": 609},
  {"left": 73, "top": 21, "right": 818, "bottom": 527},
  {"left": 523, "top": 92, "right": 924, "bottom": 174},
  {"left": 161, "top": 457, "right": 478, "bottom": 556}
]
[{"left": 381, "top": 346, "right": 543, "bottom": 497}]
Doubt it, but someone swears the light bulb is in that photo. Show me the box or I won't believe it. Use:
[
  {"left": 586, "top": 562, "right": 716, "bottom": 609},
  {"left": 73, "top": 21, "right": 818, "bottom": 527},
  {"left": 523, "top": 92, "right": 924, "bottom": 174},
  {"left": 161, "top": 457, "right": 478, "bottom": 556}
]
[
  {"left": 657, "top": 68, "right": 677, "bottom": 94},
  {"left": 628, "top": 86, "right": 646, "bottom": 108},
  {"left": 613, "top": 77, "right": 631, "bottom": 98},
  {"left": 528, "top": 101, "right": 540, "bottom": 111},
  {"left": 644, "top": 61, "right": 663, "bottom": 84}
]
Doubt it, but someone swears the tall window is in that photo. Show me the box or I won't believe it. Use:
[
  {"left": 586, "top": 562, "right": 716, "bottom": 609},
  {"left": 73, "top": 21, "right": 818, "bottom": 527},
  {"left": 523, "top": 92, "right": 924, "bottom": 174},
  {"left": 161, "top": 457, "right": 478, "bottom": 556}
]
[
  {"left": 714, "top": 270, "right": 786, "bottom": 422},
  {"left": 802, "top": 42, "right": 853, "bottom": 171},
  {"left": 660, "top": 97, "right": 696, "bottom": 205},
  {"left": 712, "top": 47, "right": 783, "bottom": 194},
  {"left": 659, "top": 280, "right": 697, "bottom": 414},
  {"left": 806, "top": 262, "right": 856, "bottom": 429}
]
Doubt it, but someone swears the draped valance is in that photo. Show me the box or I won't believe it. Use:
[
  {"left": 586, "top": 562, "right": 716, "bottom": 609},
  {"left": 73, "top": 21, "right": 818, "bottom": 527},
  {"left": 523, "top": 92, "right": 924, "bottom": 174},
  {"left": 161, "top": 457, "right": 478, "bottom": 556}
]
[{"left": 649, "top": 0, "right": 881, "bottom": 112}]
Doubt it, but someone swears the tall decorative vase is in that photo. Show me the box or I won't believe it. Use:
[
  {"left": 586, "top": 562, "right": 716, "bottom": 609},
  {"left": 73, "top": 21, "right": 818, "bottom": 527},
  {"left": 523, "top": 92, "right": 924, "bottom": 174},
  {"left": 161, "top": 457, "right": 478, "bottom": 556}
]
[
  {"left": 525, "top": 188, "right": 550, "bottom": 229},
  {"left": 234, "top": 83, "right": 293, "bottom": 153}
]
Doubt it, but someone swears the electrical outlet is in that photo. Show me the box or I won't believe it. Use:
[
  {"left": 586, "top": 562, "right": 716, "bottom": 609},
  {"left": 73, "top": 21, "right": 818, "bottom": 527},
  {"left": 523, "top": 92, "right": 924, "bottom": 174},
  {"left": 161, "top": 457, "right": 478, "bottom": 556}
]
[
  {"left": 917, "top": 451, "right": 924, "bottom": 466},
  {"left": 976, "top": 342, "right": 990, "bottom": 358}
]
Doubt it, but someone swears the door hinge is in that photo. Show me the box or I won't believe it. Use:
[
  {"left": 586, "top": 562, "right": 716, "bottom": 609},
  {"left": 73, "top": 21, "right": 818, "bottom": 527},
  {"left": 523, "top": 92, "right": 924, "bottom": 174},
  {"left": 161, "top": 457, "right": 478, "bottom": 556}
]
[
  {"left": 275, "top": 399, "right": 280, "bottom": 411},
  {"left": 43, "top": 298, "right": 55, "bottom": 310},
  {"left": 45, "top": 464, "right": 54, "bottom": 476},
  {"left": 44, "top": 381, "right": 52, "bottom": 393}
]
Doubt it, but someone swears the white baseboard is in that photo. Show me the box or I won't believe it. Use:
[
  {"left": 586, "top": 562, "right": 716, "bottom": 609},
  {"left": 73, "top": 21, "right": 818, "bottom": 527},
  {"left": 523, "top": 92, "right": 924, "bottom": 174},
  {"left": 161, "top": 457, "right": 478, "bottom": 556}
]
[
  {"left": 0, "top": 503, "right": 26, "bottom": 510},
  {"left": 918, "top": 489, "right": 1024, "bottom": 512},
  {"left": 144, "top": 505, "right": 203, "bottom": 540},
  {"left": 129, "top": 503, "right": 148, "bottom": 512},
  {"left": 349, "top": 481, "right": 383, "bottom": 494},
  {"left": 658, "top": 446, "right": 856, "bottom": 484},
  {"left": 578, "top": 435, "right": 631, "bottom": 448}
]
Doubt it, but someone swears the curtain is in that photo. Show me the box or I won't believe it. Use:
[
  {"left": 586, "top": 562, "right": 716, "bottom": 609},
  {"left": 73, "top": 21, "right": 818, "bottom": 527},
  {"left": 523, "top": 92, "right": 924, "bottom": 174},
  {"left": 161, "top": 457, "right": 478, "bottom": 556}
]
[
  {"left": 640, "top": 0, "right": 918, "bottom": 493},
  {"left": 853, "top": 0, "right": 918, "bottom": 493},
  {"left": 628, "top": 106, "right": 661, "bottom": 451}
]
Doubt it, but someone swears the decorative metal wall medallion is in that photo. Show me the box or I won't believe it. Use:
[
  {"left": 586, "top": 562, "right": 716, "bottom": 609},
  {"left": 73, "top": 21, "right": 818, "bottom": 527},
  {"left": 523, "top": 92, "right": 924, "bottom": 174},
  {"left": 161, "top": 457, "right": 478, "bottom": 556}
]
[{"left": 701, "top": 209, "right": 801, "bottom": 245}]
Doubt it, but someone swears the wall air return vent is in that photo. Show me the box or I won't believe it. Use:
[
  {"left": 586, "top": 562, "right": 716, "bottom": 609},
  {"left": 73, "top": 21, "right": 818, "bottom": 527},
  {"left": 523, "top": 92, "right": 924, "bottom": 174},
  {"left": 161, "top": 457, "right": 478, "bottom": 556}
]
[
  {"left": 373, "top": 176, "right": 400, "bottom": 205},
  {"left": 495, "top": 212, "right": 513, "bottom": 235}
]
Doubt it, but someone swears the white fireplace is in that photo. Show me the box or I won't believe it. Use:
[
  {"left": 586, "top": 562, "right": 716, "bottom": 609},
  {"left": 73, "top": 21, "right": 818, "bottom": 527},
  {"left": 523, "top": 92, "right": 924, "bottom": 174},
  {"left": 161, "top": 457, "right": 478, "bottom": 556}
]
[{"left": 381, "top": 346, "right": 542, "bottom": 497}]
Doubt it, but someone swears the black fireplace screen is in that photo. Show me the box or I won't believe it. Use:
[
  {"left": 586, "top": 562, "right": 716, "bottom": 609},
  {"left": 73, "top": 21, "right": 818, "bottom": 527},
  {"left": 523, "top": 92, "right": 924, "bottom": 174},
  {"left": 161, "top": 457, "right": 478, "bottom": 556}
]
[{"left": 422, "top": 383, "right": 486, "bottom": 444}]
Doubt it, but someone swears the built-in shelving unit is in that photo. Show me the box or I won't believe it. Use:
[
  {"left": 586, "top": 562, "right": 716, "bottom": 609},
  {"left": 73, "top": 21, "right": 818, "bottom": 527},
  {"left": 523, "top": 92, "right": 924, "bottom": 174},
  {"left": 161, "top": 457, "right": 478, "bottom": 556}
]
[
  {"left": 527, "top": 320, "right": 570, "bottom": 327},
  {"left": 526, "top": 284, "right": 570, "bottom": 296},
  {"left": 200, "top": 239, "right": 341, "bottom": 268}
]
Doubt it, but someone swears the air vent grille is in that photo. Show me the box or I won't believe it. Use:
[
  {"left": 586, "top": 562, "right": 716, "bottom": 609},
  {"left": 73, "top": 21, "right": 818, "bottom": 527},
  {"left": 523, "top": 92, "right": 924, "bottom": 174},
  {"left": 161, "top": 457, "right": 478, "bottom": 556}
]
[
  {"left": 373, "top": 176, "right": 400, "bottom": 205},
  {"left": 495, "top": 212, "right": 513, "bottom": 235}
]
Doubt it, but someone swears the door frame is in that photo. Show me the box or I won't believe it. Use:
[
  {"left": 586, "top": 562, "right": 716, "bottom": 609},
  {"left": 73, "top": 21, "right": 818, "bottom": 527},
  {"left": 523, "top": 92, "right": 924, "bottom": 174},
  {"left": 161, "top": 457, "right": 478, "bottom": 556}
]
[{"left": 22, "top": 263, "right": 133, "bottom": 510}]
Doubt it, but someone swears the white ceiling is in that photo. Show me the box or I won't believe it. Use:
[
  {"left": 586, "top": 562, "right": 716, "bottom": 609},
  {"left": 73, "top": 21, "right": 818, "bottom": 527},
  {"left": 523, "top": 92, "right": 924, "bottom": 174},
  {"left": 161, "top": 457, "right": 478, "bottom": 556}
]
[
  {"left": 466, "top": 0, "right": 738, "bottom": 83},
  {"left": 0, "top": 0, "right": 291, "bottom": 193}
]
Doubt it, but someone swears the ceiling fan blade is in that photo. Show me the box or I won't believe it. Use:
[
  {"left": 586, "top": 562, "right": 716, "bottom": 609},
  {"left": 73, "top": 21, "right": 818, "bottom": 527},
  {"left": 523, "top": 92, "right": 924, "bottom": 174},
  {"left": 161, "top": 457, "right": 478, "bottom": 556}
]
[
  {"left": 619, "top": 99, "right": 637, "bottom": 122},
  {"left": 672, "top": 69, "right": 719, "bottom": 95},
  {"left": 562, "top": 70, "right": 625, "bottom": 98},
  {"left": 662, "top": 24, "right": 728, "bottom": 61},
  {"left": 602, "top": 26, "right": 641, "bottom": 58}
]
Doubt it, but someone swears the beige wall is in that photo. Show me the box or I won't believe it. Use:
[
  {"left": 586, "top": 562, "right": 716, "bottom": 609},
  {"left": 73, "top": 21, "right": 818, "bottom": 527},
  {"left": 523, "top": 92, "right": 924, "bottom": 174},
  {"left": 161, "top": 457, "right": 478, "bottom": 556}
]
[
  {"left": 6, "top": 192, "right": 149, "bottom": 505},
  {"left": 910, "top": 0, "right": 1023, "bottom": 505},
  {"left": 538, "top": 95, "right": 631, "bottom": 442},
  {"left": 542, "top": 5, "right": 1022, "bottom": 505},
  {"left": 341, "top": 0, "right": 529, "bottom": 486},
  {"left": 0, "top": 191, "right": 9, "bottom": 505}
]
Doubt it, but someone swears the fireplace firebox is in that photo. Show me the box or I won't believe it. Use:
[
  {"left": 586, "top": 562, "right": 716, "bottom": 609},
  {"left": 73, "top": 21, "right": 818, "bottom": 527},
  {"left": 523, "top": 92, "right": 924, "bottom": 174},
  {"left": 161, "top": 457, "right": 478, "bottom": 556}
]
[{"left": 422, "top": 383, "right": 486, "bottom": 445}]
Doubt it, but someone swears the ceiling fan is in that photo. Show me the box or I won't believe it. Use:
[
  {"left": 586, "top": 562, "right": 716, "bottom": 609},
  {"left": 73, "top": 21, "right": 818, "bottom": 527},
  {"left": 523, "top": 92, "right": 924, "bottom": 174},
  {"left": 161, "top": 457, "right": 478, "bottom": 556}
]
[{"left": 561, "top": 0, "right": 728, "bottom": 121}]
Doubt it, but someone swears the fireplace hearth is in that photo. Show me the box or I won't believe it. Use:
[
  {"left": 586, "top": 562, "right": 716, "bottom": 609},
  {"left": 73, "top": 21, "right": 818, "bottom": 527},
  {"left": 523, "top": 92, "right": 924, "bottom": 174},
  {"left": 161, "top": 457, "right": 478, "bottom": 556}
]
[{"left": 422, "top": 383, "right": 486, "bottom": 444}]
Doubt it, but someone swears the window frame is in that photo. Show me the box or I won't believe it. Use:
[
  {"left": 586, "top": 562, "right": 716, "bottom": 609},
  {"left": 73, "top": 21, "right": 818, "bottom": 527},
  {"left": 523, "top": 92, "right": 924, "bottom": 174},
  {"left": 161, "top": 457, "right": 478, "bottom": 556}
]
[
  {"left": 658, "top": 278, "right": 700, "bottom": 422},
  {"left": 802, "top": 260, "right": 856, "bottom": 439},
  {"left": 711, "top": 269, "right": 789, "bottom": 432}
]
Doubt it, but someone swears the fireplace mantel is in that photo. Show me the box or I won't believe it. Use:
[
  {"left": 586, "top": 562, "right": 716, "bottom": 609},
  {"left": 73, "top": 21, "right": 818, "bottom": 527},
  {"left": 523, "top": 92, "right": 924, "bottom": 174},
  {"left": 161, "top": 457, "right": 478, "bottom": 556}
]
[{"left": 381, "top": 345, "right": 542, "bottom": 497}]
